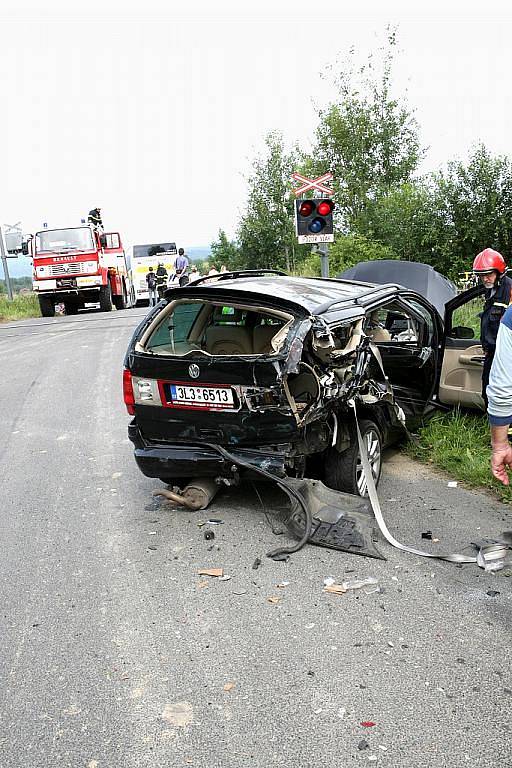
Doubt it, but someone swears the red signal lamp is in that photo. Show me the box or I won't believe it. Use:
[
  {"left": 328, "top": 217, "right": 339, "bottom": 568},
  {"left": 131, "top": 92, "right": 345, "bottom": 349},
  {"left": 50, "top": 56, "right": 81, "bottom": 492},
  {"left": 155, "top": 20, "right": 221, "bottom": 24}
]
[
  {"left": 298, "top": 201, "right": 315, "bottom": 217},
  {"left": 317, "top": 200, "right": 334, "bottom": 216}
]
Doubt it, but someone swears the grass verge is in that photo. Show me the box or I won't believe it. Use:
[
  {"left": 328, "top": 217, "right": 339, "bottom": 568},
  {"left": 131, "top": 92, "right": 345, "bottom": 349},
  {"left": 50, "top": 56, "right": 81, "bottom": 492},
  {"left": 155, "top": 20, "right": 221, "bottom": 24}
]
[
  {"left": 406, "top": 408, "right": 512, "bottom": 505},
  {"left": 0, "top": 294, "right": 41, "bottom": 322}
]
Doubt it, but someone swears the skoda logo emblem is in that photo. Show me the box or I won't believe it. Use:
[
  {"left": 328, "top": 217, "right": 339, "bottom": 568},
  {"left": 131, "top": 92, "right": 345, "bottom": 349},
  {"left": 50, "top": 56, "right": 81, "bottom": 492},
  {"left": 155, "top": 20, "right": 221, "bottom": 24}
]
[{"left": 189, "top": 364, "right": 200, "bottom": 379}]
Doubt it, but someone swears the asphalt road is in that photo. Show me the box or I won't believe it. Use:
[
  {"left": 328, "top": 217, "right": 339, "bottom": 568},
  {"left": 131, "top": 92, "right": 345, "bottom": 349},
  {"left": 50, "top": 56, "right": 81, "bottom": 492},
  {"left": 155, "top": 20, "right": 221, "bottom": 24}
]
[{"left": 0, "top": 308, "right": 511, "bottom": 768}]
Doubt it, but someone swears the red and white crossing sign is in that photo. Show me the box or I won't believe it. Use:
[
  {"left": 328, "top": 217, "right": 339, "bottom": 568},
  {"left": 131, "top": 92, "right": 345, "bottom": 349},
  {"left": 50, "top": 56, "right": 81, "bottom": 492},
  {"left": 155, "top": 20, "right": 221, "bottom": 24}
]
[{"left": 292, "top": 172, "right": 334, "bottom": 197}]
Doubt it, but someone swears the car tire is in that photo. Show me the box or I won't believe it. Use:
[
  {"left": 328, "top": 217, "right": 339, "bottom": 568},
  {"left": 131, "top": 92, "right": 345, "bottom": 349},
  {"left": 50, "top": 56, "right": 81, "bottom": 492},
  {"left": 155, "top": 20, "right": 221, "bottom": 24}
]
[
  {"left": 324, "top": 418, "right": 382, "bottom": 497},
  {"left": 38, "top": 295, "right": 55, "bottom": 317},
  {"left": 99, "top": 283, "right": 113, "bottom": 312}
]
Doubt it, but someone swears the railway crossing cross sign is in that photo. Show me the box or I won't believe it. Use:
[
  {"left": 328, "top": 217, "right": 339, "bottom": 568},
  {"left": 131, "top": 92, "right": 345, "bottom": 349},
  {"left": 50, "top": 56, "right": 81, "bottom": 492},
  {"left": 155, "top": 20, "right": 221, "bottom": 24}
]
[{"left": 291, "top": 172, "right": 334, "bottom": 197}]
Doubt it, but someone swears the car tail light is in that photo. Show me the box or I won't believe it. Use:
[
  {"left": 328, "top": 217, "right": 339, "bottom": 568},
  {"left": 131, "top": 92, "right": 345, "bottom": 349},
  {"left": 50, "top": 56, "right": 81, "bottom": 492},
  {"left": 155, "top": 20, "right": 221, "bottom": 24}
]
[{"left": 123, "top": 369, "right": 135, "bottom": 414}]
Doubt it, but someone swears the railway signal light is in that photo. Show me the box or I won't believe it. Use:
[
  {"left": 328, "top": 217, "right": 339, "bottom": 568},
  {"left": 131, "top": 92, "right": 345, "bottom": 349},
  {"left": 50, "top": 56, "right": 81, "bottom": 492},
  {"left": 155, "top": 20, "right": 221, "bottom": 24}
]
[{"left": 294, "top": 198, "right": 335, "bottom": 244}]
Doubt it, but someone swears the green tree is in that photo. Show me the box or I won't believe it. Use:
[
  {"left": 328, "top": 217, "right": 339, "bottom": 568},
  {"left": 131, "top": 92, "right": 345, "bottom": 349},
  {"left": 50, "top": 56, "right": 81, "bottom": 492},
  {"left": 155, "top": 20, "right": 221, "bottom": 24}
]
[
  {"left": 210, "top": 230, "right": 239, "bottom": 271},
  {"left": 237, "top": 131, "right": 307, "bottom": 271},
  {"left": 310, "top": 30, "right": 422, "bottom": 231},
  {"left": 428, "top": 143, "right": 512, "bottom": 276}
]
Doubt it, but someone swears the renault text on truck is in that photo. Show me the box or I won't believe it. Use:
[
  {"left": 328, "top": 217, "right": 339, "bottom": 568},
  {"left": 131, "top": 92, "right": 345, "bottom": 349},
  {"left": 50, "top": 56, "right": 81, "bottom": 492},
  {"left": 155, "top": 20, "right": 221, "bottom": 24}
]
[
  {"left": 131, "top": 242, "right": 177, "bottom": 305},
  {"left": 26, "top": 225, "right": 134, "bottom": 316}
]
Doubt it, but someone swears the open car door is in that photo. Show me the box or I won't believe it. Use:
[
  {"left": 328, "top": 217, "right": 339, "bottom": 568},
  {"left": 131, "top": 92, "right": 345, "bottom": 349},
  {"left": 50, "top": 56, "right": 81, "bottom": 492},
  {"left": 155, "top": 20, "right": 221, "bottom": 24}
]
[{"left": 438, "top": 285, "right": 485, "bottom": 411}]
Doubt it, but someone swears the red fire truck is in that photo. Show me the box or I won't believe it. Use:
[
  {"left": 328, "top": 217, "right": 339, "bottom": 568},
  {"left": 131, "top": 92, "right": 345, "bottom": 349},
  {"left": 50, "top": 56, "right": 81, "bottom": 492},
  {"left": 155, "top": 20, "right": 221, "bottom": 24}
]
[{"left": 24, "top": 225, "right": 134, "bottom": 317}]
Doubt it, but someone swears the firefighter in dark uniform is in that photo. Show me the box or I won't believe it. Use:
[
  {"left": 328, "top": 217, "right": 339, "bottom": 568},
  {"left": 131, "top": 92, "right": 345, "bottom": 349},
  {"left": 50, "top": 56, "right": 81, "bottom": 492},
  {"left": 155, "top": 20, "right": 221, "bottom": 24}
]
[
  {"left": 472, "top": 248, "right": 512, "bottom": 406},
  {"left": 155, "top": 262, "right": 168, "bottom": 300},
  {"left": 88, "top": 207, "right": 103, "bottom": 230}
]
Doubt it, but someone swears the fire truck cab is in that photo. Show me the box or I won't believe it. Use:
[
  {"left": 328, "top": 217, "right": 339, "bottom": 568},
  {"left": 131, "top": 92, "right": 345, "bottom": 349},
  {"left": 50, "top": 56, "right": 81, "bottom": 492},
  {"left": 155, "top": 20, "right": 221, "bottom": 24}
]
[{"left": 26, "top": 225, "right": 134, "bottom": 316}]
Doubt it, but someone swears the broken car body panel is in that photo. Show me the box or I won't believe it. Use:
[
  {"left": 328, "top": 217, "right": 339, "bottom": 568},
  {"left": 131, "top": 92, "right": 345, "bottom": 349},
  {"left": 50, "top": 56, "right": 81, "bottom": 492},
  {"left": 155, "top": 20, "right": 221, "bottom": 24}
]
[{"left": 124, "top": 271, "right": 468, "bottom": 492}]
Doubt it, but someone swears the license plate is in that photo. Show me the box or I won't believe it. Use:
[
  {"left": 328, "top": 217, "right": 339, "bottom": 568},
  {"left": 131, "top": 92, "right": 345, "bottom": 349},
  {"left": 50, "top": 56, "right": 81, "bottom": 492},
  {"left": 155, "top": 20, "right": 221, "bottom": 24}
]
[{"left": 168, "top": 383, "right": 234, "bottom": 409}]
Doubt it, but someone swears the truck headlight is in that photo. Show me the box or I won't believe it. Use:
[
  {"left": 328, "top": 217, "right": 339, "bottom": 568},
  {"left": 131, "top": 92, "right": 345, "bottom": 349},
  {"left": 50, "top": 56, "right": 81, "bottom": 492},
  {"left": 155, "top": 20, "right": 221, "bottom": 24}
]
[{"left": 37, "top": 266, "right": 48, "bottom": 276}]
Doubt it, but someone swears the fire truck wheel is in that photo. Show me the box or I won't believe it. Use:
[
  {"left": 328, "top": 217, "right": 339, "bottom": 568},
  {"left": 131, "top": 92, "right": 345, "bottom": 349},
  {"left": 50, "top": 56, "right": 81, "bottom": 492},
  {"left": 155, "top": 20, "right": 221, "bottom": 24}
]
[
  {"left": 38, "top": 295, "right": 55, "bottom": 317},
  {"left": 113, "top": 282, "right": 127, "bottom": 310},
  {"left": 99, "top": 283, "right": 113, "bottom": 312},
  {"left": 64, "top": 301, "right": 79, "bottom": 315}
]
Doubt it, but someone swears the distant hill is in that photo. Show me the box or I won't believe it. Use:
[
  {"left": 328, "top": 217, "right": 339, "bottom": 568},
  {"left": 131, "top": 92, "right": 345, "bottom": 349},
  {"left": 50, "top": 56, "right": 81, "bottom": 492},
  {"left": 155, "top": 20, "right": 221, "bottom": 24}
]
[
  {"left": 187, "top": 246, "right": 211, "bottom": 262},
  {"left": 0, "top": 256, "right": 32, "bottom": 279}
]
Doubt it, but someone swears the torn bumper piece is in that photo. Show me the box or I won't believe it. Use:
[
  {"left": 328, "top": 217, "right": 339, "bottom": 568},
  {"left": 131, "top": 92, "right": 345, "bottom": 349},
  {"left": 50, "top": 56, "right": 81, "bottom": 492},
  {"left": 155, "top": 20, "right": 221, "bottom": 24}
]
[
  {"left": 281, "top": 478, "right": 385, "bottom": 560},
  {"left": 129, "top": 422, "right": 287, "bottom": 479}
]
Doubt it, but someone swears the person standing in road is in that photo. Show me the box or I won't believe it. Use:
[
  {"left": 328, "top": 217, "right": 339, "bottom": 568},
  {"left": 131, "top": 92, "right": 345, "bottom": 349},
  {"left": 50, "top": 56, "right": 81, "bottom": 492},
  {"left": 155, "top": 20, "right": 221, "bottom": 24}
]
[
  {"left": 472, "top": 248, "right": 512, "bottom": 406},
  {"left": 487, "top": 304, "right": 512, "bottom": 485},
  {"left": 155, "top": 262, "right": 168, "bottom": 299},
  {"left": 146, "top": 266, "right": 158, "bottom": 306},
  {"left": 175, "top": 248, "right": 190, "bottom": 287},
  {"left": 88, "top": 207, "right": 103, "bottom": 231}
]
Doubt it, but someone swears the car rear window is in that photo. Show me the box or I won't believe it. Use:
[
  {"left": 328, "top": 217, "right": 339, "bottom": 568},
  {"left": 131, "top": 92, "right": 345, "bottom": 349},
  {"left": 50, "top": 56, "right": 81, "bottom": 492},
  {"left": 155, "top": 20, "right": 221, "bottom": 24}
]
[{"left": 146, "top": 302, "right": 203, "bottom": 352}]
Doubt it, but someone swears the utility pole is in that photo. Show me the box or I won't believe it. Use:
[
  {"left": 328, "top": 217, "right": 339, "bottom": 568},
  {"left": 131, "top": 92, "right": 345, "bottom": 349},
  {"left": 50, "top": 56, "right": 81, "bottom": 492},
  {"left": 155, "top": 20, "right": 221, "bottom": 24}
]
[{"left": 0, "top": 225, "right": 13, "bottom": 300}]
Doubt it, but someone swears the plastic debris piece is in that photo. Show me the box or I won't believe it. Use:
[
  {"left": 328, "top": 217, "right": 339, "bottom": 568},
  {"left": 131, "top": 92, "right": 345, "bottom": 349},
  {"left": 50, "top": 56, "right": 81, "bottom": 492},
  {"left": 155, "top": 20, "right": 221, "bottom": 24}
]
[
  {"left": 148, "top": 545, "right": 157, "bottom": 551},
  {"left": 368, "top": 757, "right": 378, "bottom": 763},
  {"left": 204, "top": 530, "right": 215, "bottom": 541},
  {"left": 342, "top": 577, "right": 379, "bottom": 593},
  {"left": 252, "top": 558, "right": 261, "bottom": 570},
  {"left": 486, "top": 589, "right": 500, "bottom": 597},
  {"left": 207, "top": 519, "right": 224, "bottom": 525},
  {"left": 323, "top": 577, "right": 336, "bottom": 587},
  {"left": 447, "top": 481, "right": 458, "bottom": 488},
  {"left": 198, "top": 568, "right": 224, "bottom": 577},
  {"left": 223, "top": 682, "right": 236, "bottom": 691},
  {"left": 421, "top": 531, "right": 433, "bottom": 540},
  {"left": 361, "top": 721, "right": 376, "bottom": 727},
  {"left": 358, "top": 740, "right": 370, "bottom": 751},
  {"left": 267, "top": 596, "right": 281, "bottom": 604},
  {"left": 218, "top": 575, "right": 231, "bottom": 581},
  {"left": 276, "top": 581, "right": 290, "bottom": 588},
  {"left": 197, "top": 580, "right": 209, "bottom": 589},
  {"left": 324, "top": 584, "right": 347, "bottom": 595},
  {"left": 233, "top": 589, "right": 247, "bottom": 595},
  {"left": 432, "top": 538, "right": 440, "bottom": 543},
  {"left": 378, "top": 745, "right": 388, "bottom": 752}
]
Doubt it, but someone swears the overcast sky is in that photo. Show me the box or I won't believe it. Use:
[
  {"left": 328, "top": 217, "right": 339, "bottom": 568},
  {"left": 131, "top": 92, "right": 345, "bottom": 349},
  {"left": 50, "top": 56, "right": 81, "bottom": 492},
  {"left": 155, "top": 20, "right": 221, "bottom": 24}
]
[{"left": 2, "top": 0, "right": 512, "bottom": 275}]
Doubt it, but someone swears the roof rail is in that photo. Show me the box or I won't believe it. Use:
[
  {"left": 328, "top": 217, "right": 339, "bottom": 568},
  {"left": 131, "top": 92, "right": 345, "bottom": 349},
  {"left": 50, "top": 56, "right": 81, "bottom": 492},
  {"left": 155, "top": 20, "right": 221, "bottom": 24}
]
[
  {"left": 312, "top": 284, "right": 399, "bottom": 315},
  {"left": 189, "top": 269, "right": 286, "bottom": 287}
]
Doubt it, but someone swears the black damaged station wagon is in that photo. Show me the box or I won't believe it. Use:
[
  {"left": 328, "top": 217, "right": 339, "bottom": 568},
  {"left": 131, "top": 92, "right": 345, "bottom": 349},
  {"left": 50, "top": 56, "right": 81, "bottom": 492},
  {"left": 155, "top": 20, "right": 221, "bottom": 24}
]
[{"left": 124, "top": 266, "right": 484, "bottom": 496}]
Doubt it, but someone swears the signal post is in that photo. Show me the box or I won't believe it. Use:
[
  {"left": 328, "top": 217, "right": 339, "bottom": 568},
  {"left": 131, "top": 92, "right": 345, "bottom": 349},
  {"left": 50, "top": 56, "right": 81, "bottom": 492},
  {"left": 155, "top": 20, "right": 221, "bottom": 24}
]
[{"left": 292, "top": 172, "right": 335, "bottom": 278}]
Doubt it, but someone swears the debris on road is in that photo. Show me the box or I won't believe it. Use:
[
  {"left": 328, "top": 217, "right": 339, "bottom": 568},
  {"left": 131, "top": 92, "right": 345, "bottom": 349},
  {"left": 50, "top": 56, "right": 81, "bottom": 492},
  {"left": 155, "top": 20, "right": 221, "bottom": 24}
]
[
  {"left": 323, "top": 577, "right": 380, "bottom": 595},
  {"left": 252, "top": 558, "right": 262, "bottom": 570},
  {"left": 204, "top": 530, "right": 215, "bottom": 540},
  {"left": 153, "top": 478, "right": 219, "bottom": 510},
  {"left": 197, "top": 568, "right": 224, "bottom": 577},
  {"left": 361, "top": 721, "right": 376, "bottom": 728},
  {"left": 276, "top": 581, "right": 290, "bottom": 588},
  {"left": 267, "top": 596, "right": 281, "bottom": 604},
  {"left": 447, "top": 481, "right": 458, "bottom": 488},
  {"left": 223, "top": 682, "right": 236, "bottom": 692},
  {"left": 421, "top": 530, "right": 433, "bottom": 540},
  {"left": 207, "top": 518, "right": 224, "bottom": 525},
  {"left": 358, "top": 740, "right": 370, "bottom": 751}
]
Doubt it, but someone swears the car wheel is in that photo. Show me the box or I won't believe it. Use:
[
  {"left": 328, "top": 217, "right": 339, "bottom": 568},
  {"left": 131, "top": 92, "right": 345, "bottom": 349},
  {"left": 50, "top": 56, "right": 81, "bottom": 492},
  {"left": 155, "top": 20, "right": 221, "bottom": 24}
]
[
  {"left": 99, "top": 283, "right": 113, "bottom": 312},
  {"left": 324, "top": 418, "right": 382, "bottom": 497}
]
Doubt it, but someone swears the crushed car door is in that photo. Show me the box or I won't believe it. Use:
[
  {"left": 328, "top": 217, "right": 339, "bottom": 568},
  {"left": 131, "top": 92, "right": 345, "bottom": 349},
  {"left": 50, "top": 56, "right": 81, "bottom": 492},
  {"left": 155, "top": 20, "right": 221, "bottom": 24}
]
[
  {"left": 438, "top": 285, "right": 485, "bottom": 410},
  {"left": 363, "top": 296, "right": 438, "bottom": 424}
]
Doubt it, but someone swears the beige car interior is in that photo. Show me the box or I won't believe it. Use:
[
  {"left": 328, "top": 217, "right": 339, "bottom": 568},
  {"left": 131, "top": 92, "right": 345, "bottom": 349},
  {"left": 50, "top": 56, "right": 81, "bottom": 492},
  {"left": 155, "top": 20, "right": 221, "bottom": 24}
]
[{"left": 438, "top": 343, "right": 485, "bottom": 409}]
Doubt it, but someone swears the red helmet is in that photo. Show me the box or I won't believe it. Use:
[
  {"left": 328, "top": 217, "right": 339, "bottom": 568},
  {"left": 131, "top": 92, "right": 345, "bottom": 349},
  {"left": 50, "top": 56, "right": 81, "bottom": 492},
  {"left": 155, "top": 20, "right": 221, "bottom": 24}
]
[{"left": 472, "top": 248, "right": 506, "bottom": 275}]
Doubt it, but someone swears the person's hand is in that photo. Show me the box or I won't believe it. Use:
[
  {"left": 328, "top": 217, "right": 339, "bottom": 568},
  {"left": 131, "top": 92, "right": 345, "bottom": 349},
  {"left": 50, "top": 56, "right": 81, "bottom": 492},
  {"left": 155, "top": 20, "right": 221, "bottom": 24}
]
[{"left": 491, "top": 444, "right": 512, "bottom": 485}]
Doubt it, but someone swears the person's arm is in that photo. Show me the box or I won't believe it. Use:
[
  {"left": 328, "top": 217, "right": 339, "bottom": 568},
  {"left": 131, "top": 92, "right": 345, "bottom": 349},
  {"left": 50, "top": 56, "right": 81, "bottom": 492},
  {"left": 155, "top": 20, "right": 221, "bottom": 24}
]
[
  {"left": 487, "top": 306, "right": 512, "bottom": 484},
  {"left": 490, "top": 423, "right": 512, "bottom": 485}
]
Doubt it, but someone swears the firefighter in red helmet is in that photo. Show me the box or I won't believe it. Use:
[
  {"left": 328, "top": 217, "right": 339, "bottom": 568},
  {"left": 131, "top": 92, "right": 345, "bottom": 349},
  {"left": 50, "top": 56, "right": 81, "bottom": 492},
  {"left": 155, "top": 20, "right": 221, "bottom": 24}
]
[{"left": 472, "top": 248, "right": 512, "bottom": 406}]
